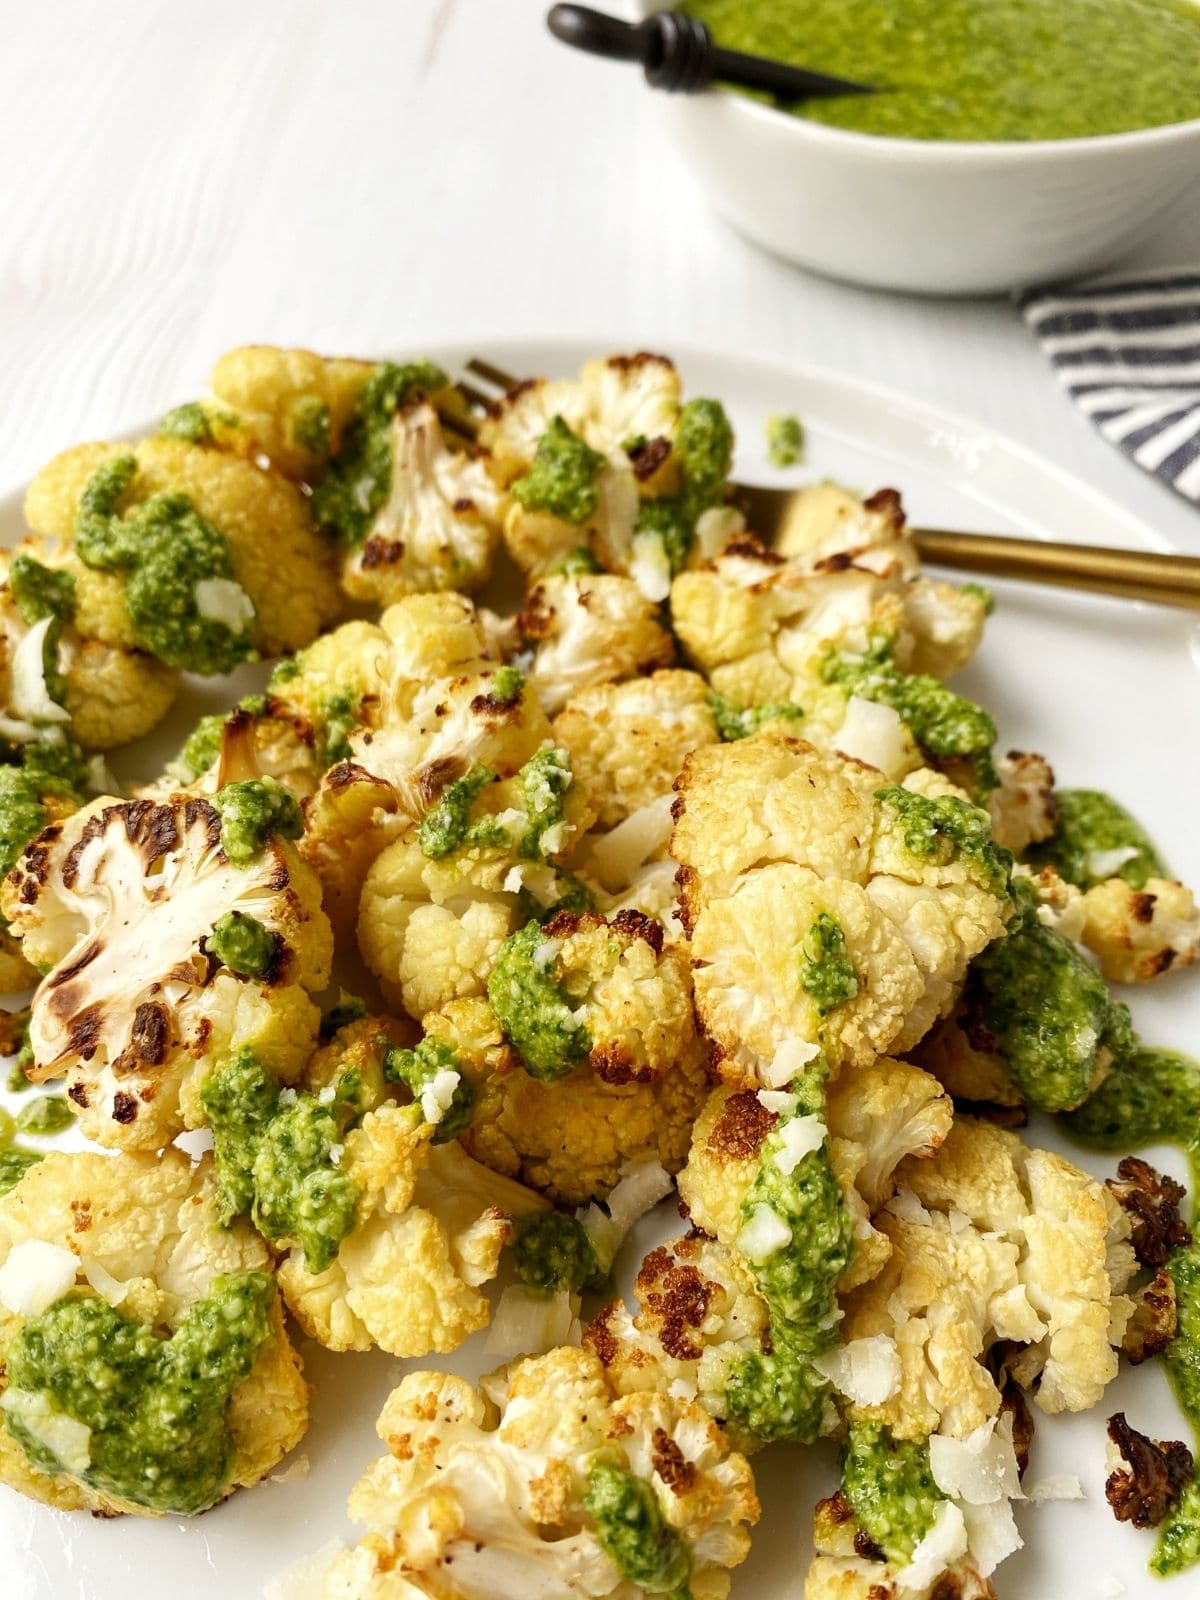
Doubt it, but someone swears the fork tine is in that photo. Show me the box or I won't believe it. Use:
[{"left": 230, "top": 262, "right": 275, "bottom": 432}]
[
  {"left": 458, "top": 380, "right": 492, "bottom": 410},
  {"left": 467, "top": 357, "right": 520, "bottom": 393},
  {"left": 437, "top": 403, "right": 480, "bottom": 447}
]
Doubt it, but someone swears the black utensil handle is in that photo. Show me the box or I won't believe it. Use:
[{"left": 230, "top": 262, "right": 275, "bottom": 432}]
[
  {"left": 546, "top": 4, "right": 642, "bottom": 62},
  {"left": 710, "top": 40, "right": 876, "bottom": 98}
]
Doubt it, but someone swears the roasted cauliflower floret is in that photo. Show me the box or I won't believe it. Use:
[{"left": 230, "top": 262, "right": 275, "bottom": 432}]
[
  {"left": 1075, "top": 873, "right": 1200, "bottom": 984},
  {"left": 0, "top": 550, "right": 178, "bottom": 751},
  {"left": 2, "top": 790, "right": 332, "bottom": 1150},
  {"left": 0, "top": 1149, "right": 307, "bottom": 1517},
  {"left": 276, "top": 1099, "right": 546, "bottom": 1357},
  {"left": 24, "top": 436, "right": 341, "bottom": 668},
  {"left": 314, "top": 1344, "right": 758, "bottom": 1600},
  {"left": 841, "top": 1118, "right": 1135, "bottom": 1441},
  {"left": 671, "top": 737, "right": 1011, "bottom": 1085},
  {"left": 986, "top": 750, "right": 1056, "bottom": 854},
  {"left": 552, "top": 669, "right": 719, "bottom": 829},
  {"left": 517, "top": 572, "right": 676, "bottom": 715},
  {"left": 425, "top": 981, "right": 708, "bottom": 1206},
  {"left": 203, "top": 342, "right": 374, "bottom": 477},
  {"left": 356, "top": 744, "right": 596, "bottom": 1019},
  {"left": 805, "top": 1490, "right": 996, "bottom": 1600},
  {"left": 339, "top": 400, "right": 505, "bottom": 604}
]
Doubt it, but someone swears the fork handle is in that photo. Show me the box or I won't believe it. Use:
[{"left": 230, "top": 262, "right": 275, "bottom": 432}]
[{"left": 912, "top": 526, "right": 1200, "bottom": 611}]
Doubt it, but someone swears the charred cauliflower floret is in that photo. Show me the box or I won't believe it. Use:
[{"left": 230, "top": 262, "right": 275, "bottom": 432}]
[
  {"left": 841, "top": 1117, "right": 1135, "bottom": 1441},
  {"left": 338, "top": 400, "right": 505, "bottom": 604},
  {"left": 356, "top": 749, "right": 595, "bottom": 1020},
  {"left": 434, "top": 951, "right": 708, "bottom": 1207},
  {"left": 552, "top": 669, "right": 719, "bottom": 830},
  {"left": 2, "top": 788, "right": 332, "bottom": 1150},
  {"left": 302, "top": 595, "right": 551, "bottom": 931},
  {"left": 201, "top": 342, "right": 375, "bottom": 478},
  {"left": 276, "top": 1099, "right": 546, "bottom": 1357},
  {"left": 517, "top": 572, "right": 676, "bottom": 716},
  {"left": 671, "top": 737, "right": 1011, "bottom": 1086},
  {"left": 986, "top": 750, "right": 1056, "bottom": 855},
  {"left": 24, "top": 436, "right": 341, "bottom": 670},
  {"left": 0, "top": 1149, "right": 307, "bottom": 1517},
  {"left": 1073, "top": 873, "right": 1200, "bottom": 985},
  {"left": 805, "top": 1489, "right": 996, "bottom": 1600},
  {"left": 312, "top": 1345, "right": 758, "bottom": 1600}
]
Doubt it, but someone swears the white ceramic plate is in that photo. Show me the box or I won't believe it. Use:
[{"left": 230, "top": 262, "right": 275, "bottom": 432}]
[{"left": 2, "top": 339, "right": 1197, "bottom": 1600}]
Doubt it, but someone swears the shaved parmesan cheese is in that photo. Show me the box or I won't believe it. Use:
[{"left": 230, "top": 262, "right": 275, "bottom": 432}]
[
  {"left": 773, "top": 1113, "right": 826, "bottom": 1175},
  {"left": 484, "top": 1286, "right": 580, "bottom": 1358},
  {"left": 269, "top": 1453, "right": 311, "bottom": 1485},
  {"left": 578, "top": 1158, "right": 673, "bottom": 1272},
  {"left": 1086, "top": 845, "right": 1140, "bottom": 881},
  {"left": 961, "top": 1497, "right": 1023, "bottom": 1577},
  {"left": 419, "top": 1068, "right": 461, "bottom": 1126},
  {"left": 736, "top": 1205, "right": 792, "bottom": 1263},
  {"left": 1097, "top": 1577, "right": 1125, "bottom": 1597},
  {"left": 630, "top": 531, "right": 672, "bottom": 603},
  {"left": 0, "top": 1389, "right": 91, "bottom": 1474},
  {"left": 1027, "top": 1474, "right": 1084, "bottom": 1504},
  {"left": 585, "top": 794, "right": 675, "bottom": 893},
  {"left": 10, "top": 618, "right": 70, "bottom": 726},
  {"left": 835, "top": 696, "right": 910, "bottom": 777},
  {"left": 896, "top": 1500, "right": 968, "bottom": 1591},
  {"left": 532, "top": 938, "right": 562, "bottom": 971},
  {"left": 0, "top": 1239, "right": 79, "bottom": 1317},
  {"left": 694, "top": 505, "right": 746, "bottom": 561},
  {"left": 813, "top": 1334, "right": 901, "bottom": 1406},
  {"left": 930, "top": 1416, "right": 1022, "bottom": 1506},
  {"left": 757, "top": 1089, "right": 798, "bottom": 1116},
  {"left": 762, "top": 1036, "right": 820, "bottom": 1089},
  {"left": 539, "top": 821, "right": 569, "bottom": 856},
  {"left": 887, "top": 1188, "right": 931, "bottom": 1225},
  {"left": 81, "top": 1257, "right": 130, "bottom": 1307},
  {"left": 194, "top": 577, "right": 255, "bottom": 633}
]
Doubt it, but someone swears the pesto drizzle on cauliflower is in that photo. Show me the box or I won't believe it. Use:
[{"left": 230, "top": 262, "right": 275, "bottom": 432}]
[
  {"left": 3, "top": 1272, "right": 274, "bottom": 1515},
  {"left": 385, "top": 1036, "right": 474, "bottom": 1142},
  {"left": 487, "top": 920, "right": 592, "bottom": 1080},
  {"left": 840, "top": 1422, "right": 945, "bottom": 1563},
  {"left": 213, "top": 777, "right": 303, "bottom": 864},
  {"left": 74, "top": 457, "right": 257, "bottom": 675},
  {"left": 584, "top": 1457, "right": 694, "bottom": 1596},
  {"left": 726, "top": 1073, "right": 854, "bottom": 1443},
  {"left": 798, "top": 911, "right": 860, "bottom": 1016},
  {"left": 876, "top": 783, "right": 1011, "bottom": 892},
  {"left": 512, "top": 415, "right": 607, "bottom": 525},
  {"left": 1029, "top": 787, "right": 1166, "bottom": 890}
]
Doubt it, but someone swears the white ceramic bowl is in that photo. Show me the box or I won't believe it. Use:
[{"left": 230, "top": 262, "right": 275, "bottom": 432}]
[{"left": 636, "top": 0, "right": 1200, "bottom": 295}]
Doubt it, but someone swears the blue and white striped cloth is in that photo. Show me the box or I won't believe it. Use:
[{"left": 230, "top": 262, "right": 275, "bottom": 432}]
[{"left": 1021, "top": 268, "right": 1200, "bottom": 505}]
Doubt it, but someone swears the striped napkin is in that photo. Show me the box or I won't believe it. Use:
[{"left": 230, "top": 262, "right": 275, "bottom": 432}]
[{"left": 1020, "top": 269, "right": 1200, "bottom": 505}]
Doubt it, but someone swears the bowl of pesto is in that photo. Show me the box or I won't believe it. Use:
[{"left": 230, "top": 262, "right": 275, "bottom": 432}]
[{"left": 636, "top": 0, "right": 1200, "bottom": 294}]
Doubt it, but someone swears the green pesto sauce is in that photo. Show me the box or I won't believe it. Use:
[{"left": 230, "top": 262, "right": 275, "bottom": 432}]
[
  {"left": 317, "top": 689, "right": 360, "bottom": 768},
  {"left": 310, "top": 360, "right": 447, "bottom": 547},
  {"left": 214, "top": 777, "right": 302, "bottom": 864},
  {"left": 841, "top": 1424, "right": 945, "bottom": 1563},
  {"left": 799, "top": 911, "right": 859, "bottom": 1016},
  {"left": 201, "top": 1049, "right": 365, "bottom": 1271},
  {"left": 385, "top": 1035, "right": 474, "bottom": 1142},
  {"left": 518, "top": 746, "right": 572, "bottom": 860},
  {"left": 636, "top": 396, "right": 734, "bottom": 574},
  {"left": 825, "top": 640, "right": 997, "bottom": 793},
  {"left": 515, "top": 867, "right": 597, "bottom": 926},
  {"left": 3, "top": 1273, "right": 273, "bottom": 1514},
  {"left": 159, "top": 402, "right": 213, "bottom": 445},
  {"left": 201, "top": 1048, "right": 282, "bottom": 1222},
  {"left": 766, "top": 413, "right": 805, "bottom": 468},
  {"left": 9, "top": 554, "right": 75, "bottom": 628},
  {"left": 75, "top": 459, "right": 256, "bottom": 675},
  {"left": 0, "top": 739, "right": 88, "bottom": 891},
  {"left": 419, "top": 764, "right": 497, "bottom": 859},
  {"left": 513, "top": 416, "right": 607, "bottom": 525},
  {"left": 1063, "top": 1046, "right": 1200, "bottom": 1574},
  {"left": 960, "top": 581, "right": 995, "bottom": 616},
  {"left": 0, "top": 1148, "right": 42, "bottom": 1195},
  {"left": 584, "top": 1459, "right": 693, "bottom": 1597},
  {"left": 319, "top": 993, "right": 367, "bottom": 1040},
  {"left": 972, "top": 886, "right": 1133, "bottom": 1113},
  {"left": 708, "top": 691, "right": 805, "bottom": 742},
  {"left": 876, "top": 784, "right": 1011, "bottom": 892},
  {"left": 15, "top": 1096, "right": 73, "bottom": 1138},
  {"left": 206, "top": 911, "right": 279, "bottom": 979},
  {"left": 727, "top": 1078, "right": 854, "bottom": 1444},
  {"left": 488, "top": 664, "right": 526, "bottom": 705},
  {"left": 549, "top": 547, "right": 603, "bottom": 576},
  {"left": 514, "top": 1210, "right": 604, "bottom": 1294},
  {"left": 1028, "top": 788, "right": 1167, "bottom": 889},
  {"left": 291, "top": 395, "right": 331, "bottom": 458},
  {"left": 487, "top": 920, "right": 592, "bottom": 1081},
  {"left": 683, "top": 0, "right": 1200, "bottom": 143}
]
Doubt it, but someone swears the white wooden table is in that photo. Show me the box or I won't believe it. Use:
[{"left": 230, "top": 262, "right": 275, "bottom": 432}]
[{"left": 2, "top": 0, "right": 1199, "bottom": 551}]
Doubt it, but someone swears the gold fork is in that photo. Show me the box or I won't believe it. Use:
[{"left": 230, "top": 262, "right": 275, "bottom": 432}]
[{"left": 444, "top": 358, "right": 1200, "bottom": 613}]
